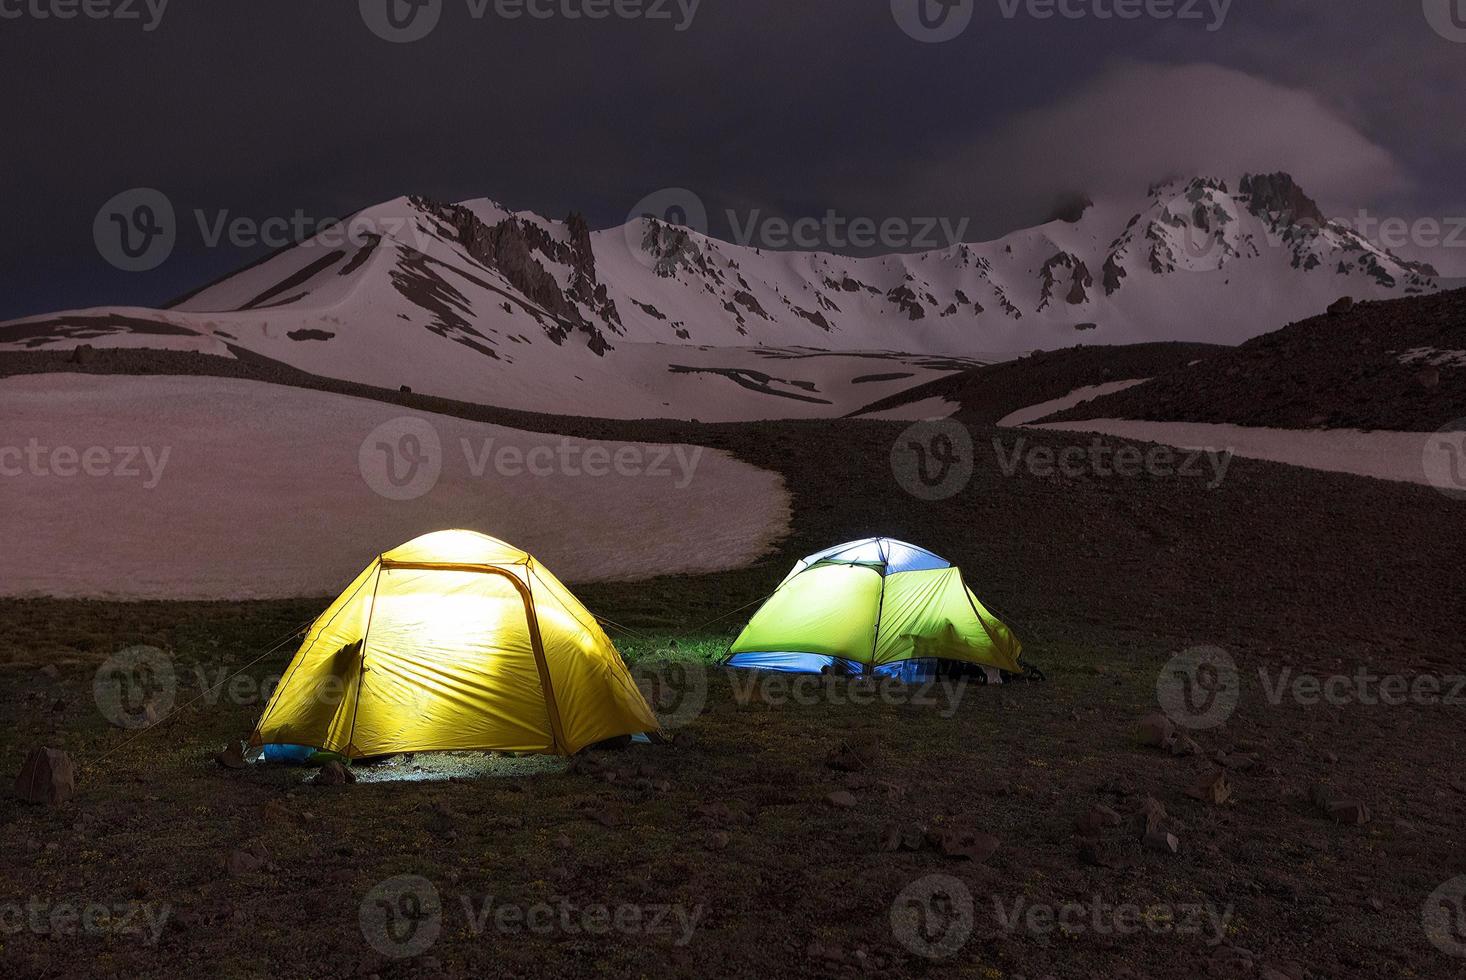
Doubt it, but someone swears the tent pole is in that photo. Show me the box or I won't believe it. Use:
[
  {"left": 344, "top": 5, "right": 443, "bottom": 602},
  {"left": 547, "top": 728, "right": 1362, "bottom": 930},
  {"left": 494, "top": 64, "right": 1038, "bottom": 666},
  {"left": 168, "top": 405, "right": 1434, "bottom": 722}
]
[{"left": 342, "top": 561, "right": 384, "bottom": 760}]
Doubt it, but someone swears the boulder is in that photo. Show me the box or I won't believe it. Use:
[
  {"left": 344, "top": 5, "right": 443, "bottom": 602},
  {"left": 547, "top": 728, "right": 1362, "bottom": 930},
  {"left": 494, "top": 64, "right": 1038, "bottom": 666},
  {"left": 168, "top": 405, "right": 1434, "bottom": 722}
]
[
  {"left": 1075, "top": 802, "right": 1123, "bottom": 837},
  {"left": 1186, "top": 770, "right": 1233, "bottom": 805},
  {"left": 1136, "top": 712, "right": 1176, "bottom": 749},
  {"left": 214, "top": 742, "right": 248, "bottom": 770},
  {"left": 311, "top": 761, "right": 355, "bottom": 786},
  {"left": 14, "top": 747, "right": 75, "bottom": 805},
  {"left": 1133, "top": 796, "right": 1169, "bottom": 836},
  {"left": 1327, "top": 296, "right": 1354, "bottom": 315},
  {"left": 224, "top": 840, "right": 270, "bottom": 876}
]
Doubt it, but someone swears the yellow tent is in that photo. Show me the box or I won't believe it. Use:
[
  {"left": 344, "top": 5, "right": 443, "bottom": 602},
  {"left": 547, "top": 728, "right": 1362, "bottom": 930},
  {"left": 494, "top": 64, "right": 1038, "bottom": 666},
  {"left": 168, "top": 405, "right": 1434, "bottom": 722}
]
[{"left": 250, "top": 530, "right": 659, "bottom": 758}]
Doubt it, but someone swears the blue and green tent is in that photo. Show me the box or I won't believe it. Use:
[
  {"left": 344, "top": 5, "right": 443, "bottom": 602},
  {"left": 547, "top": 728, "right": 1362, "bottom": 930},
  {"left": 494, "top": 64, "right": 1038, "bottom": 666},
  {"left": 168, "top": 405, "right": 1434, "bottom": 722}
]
[{"left": 724, "top": 538, "right": 1023, "bottom": 679}]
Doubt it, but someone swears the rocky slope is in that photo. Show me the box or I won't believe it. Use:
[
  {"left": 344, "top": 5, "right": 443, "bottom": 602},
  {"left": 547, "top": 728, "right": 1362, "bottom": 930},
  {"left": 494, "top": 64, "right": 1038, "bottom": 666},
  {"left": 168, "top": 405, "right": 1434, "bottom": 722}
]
[{"left": 1041, "top": 289, "right": 1466, "bottom": 432}]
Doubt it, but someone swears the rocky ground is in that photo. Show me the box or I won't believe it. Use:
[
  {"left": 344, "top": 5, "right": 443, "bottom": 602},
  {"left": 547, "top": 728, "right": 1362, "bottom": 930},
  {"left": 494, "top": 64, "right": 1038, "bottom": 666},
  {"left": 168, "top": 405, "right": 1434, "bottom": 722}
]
[
  {"left": 2, "top": 345, "right": 1465, "bottom": 978},
  {"left": 1042, "top": 289, "right": 1466, "bottom": 431}
]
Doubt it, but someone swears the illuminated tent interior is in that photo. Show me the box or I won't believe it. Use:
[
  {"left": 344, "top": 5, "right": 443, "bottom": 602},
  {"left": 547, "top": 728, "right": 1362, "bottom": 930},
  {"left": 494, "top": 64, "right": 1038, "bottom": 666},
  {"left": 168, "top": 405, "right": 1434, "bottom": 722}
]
[
  {"left": 724, "top": 538, "right": 1025, "bottom": 680},
  {"left": 250, "top": 530, "right": 660, "bottom": 759}
]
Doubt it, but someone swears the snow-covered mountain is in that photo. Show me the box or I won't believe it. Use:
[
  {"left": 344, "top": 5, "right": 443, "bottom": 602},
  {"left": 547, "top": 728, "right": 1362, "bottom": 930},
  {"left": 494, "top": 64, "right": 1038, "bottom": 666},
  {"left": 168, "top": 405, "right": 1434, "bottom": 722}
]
[{"left": 0, "top": 172, "right": 1437, "bottom": 420}]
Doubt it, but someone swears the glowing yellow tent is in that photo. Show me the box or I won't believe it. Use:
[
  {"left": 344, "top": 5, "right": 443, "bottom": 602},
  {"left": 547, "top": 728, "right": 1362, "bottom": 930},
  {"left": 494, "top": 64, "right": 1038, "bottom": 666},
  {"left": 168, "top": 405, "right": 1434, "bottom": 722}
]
[
  {"left": 250, "top": 530, "right": 659, "bottom": 758},
  {"left": 725, "top": 538, "right": 1024, "bottom": 678}
]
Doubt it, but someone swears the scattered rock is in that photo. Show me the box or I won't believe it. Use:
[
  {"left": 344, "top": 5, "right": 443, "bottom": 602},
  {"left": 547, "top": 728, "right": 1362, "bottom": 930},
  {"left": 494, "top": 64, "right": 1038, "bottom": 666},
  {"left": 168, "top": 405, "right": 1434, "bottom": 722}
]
[
  {"left": 224, "top": 841, "right": 270, "bottom": 877},
  {"left": 214, "top": 742, "right": 248, "bottom": 770},
  {"left": 426, "top": 801, "right": 463, "bottom": 833},
  {"left": 1136, "top": 712, "right": 1175, "bottom": 749},
  {"left": 1133, "top": 797, "right": 1169, "bottom": 836},
  {"left": 1417, "top": 365, "right": 1441, "bottom": 390},
  {"left": 39, "top": 664, "right": 59, "bottom": 679},
  {"left": 1307, "top": 783, "right": 1371, "bottom": 824},
  {"left": 1074, "top": 803, "right": 1123, "bottom": 837},
  {"left": 14, "top": 747, "right": 75, "bottom": 805},
  {"left": 931, "top": 827, "right": 999, "bottom": 862},
  {"left": 1326, "top": 799, "right": 1372, "bottom": 825},
  {"left": 260, "top": 800, "right": 293, "bottom": 825},
  {"left": 1078, "top": 838, "right": 1123, "bottom": 868},
  {"left": 1170, "top": 734, "right": 1202, "bottom": 757},
  {"left": 825, "top": 790, "right": 857, "bottom": 809},
  {"left": 1186, "top": 770, "right": 1233, "bottom": 805},
  {"left": 825, "top": 737, "right": 877, "bottom": 772},
  {"left": 311, "top": 761, "right": 355, "bottom": 786},
  {"left": 878, "top": 822, "right": 929, "bottom": 853},
  {"left": 705, "top": 831, "right": 730, "bottom": 852}
]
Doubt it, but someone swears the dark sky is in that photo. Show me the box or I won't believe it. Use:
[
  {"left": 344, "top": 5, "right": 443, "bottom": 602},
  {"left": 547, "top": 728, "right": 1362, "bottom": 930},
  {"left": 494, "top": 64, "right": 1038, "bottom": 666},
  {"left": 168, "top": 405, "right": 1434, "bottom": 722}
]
[{"left": 1, "top": 0, "right": 1463, "bottom": 321}]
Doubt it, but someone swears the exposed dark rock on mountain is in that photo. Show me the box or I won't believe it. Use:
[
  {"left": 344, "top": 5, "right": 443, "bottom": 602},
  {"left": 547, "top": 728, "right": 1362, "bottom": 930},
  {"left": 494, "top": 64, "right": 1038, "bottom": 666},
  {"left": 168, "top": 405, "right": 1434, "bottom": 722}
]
[{"left": 1045, "top": 288, "right": 1466, "bottom": 431}]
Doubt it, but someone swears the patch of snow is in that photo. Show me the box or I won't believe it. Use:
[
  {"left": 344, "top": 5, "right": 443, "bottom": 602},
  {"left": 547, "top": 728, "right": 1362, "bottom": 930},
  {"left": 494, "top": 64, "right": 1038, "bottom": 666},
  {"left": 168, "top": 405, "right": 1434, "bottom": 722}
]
[
  {"left": 0, "top": 375, "right": 792, "bottom": 600},
  {"left": 1026, "top": 418, "right": 1447, "bottom": 489},
  {"left": 1398, "top": 347, "right": 1466, "bottom": 368},
  {"left": 996, "top": 380, "right": 1150, "bottom": 427}
]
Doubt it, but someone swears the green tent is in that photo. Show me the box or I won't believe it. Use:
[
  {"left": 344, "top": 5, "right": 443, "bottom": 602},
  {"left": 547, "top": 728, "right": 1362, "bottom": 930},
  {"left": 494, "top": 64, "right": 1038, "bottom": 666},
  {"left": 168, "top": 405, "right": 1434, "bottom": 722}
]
[{"left": 725, "top": 538, "right": 1023, "bottom": 678}]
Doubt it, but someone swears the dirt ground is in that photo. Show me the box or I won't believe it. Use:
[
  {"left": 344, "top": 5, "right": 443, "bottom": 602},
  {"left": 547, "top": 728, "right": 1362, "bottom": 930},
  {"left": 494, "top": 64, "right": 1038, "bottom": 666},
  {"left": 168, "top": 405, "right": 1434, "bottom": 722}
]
[{"left": 2, "top": 356, "right": 1465, "bottom": 978}]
